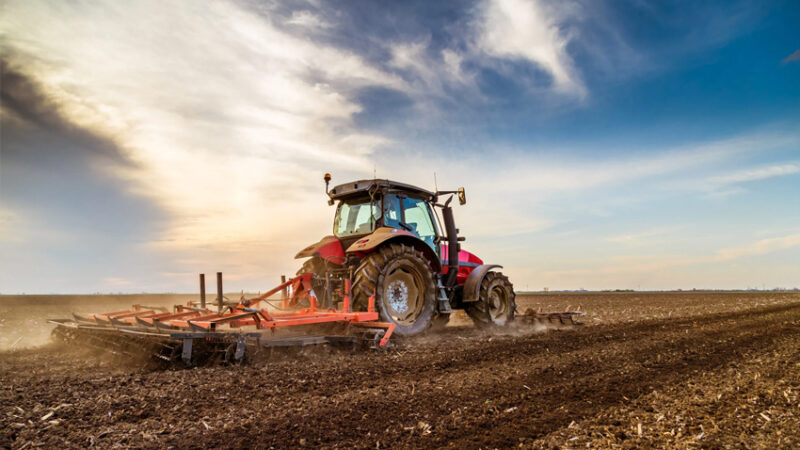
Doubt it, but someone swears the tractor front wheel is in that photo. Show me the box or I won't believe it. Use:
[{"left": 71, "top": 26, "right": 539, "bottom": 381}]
[
  {"left": 352, "top": 243, "right": 437, "bottom": 336},
  {"left": 465, "top": 272, "right": 515, "bottom": 328}
]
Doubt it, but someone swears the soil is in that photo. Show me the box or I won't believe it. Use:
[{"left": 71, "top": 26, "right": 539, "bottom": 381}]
[{"left": 2, "top": 291, "right": 799, "bottom": 449}]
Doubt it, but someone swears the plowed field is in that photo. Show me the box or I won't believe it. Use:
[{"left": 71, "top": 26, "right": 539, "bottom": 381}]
[{"left": 2, "top": 291, "right": 799, "bottom": 449}]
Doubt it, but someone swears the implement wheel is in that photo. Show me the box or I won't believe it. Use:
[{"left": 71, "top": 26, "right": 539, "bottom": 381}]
[
  {"left": 352, "top": 243, "right": 437, "bottom": 336},
  {"left": 466, "top": 272, "right": 515, "bottom": 328}
]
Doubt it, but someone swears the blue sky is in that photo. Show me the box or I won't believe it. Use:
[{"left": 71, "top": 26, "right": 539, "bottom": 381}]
[{"left": 1, "top": 0, "right": 799, "bottom": 293}]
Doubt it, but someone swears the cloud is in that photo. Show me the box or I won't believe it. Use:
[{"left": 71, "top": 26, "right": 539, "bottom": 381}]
[
  {"left": 665, "top": 158, "right": 800, "bottom": 195},
  {"left": 377, "top": 0, "right": 591, "bottom": 103},
  {"left": 471, "top": 129, "right": 796, "bottom": 195},
  {"left": 605, "top": 226, "right": 684, "bottom": 245},
  {"left": 372, "top": 126, "right": 796, "bottom": 243},
  {"left": 103, "top": 277, "right": 133, "bottom": 287},
  {"left": 475, "top": 0, "right": 585, "bottom": 97},
  {"left": 0, "top": 60, "right": 134, "bottom": 169},
  {"left": 0, "top": 0, "right": 428, "bottom": 289},
  {"left": 285, "top": 10, "right": 330, "bottom": 29},
  {"left": 540, "top": 232, "right": 800, "bottom": 289},
  {"left": 716, "top": 233, "right": 800, "bottom": 261},
  {"left": 0, "top": 0, "right": 412, "bottom": 277},
  {"left": 387, "top": 41, "right": 478, "bottom": 101},
  {"left": 0, "top": 207, "right": 23, "bottom": 244},
  {"left": 782, "top": 49, "right": 800, "bottom": 64},
  {"left": 707, "top": 162, "right": 800, "bottom": 186}
]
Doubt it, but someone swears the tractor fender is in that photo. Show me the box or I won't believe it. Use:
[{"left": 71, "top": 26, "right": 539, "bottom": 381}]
[
  {"left": 462, "top": 264, "right": 503, "bottom": 303},
  {"left": 294, "top": 235, "right": 345, "bottom": 264},
  {"left": 346, "top": 227, "right": 441, "bottom": 272}
]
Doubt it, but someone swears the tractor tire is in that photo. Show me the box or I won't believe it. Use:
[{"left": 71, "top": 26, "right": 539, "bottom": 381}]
[
  {"left": 352, "top": 243, "right": 438, "bottom": 336},
  {"left": 465, "top": 272, "right": 515, "bottom": 328}
]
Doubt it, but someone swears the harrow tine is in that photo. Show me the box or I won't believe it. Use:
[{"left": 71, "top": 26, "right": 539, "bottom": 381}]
[
  {"left": 153, "top": 320, "right": 178, "bottom": 331},
  {"left": 110, "top": 317, "right": 129, "bottom": 326},
  {"left": 135, "top": 316, "right": 154, "bottom": 327},
  {"left": 72, "top": 313, "right": 94, "bottom": 323}
]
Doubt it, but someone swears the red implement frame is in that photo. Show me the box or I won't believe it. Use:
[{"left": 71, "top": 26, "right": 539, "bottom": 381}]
[{"left": 74, "top": 275, "right": 395, "bottom": 348}]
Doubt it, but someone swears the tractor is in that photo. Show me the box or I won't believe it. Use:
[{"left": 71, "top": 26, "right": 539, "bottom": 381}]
[{"left": 294, "top": 175, "right": 515, "bottom": 336}]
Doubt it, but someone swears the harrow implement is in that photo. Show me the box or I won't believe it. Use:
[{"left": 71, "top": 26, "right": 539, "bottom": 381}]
[
  {"left": 49, "top": 272, "right": 395, "bottom": 365},
  {"left": 516, "top": 307, "right": 585, "bottom": 328}
]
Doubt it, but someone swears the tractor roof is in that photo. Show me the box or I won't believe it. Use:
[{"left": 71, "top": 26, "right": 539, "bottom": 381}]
[{"left": 329, "top": 179, "right": 434, "bottom": 200}]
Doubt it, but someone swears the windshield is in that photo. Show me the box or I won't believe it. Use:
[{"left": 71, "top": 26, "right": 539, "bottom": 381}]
[
  {"left": 384, "top": 194, "right": 437, "bottom": 250},
  {"left": 334, "top": 198, "right": 380, "bottom": 237}
]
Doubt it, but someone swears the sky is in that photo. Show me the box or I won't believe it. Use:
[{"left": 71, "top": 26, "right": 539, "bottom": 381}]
[{"left": 1, "top": 0, "right": 799, "bottom": 293}]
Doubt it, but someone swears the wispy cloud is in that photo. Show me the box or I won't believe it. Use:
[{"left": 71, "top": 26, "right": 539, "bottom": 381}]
[
  {"left": 102, "top": 277, "right": 132, "bottom": 287},
  {"left": 782, "top": 49, "right": 800, "bottom": 64},
  {"left": 716, "top": 233, "right": 800, "bottom": 261},
  {"left": 285, "top": 10, "right": 331, "bottom": 29},
  {"left": 605, "top": 226, "right": 684, "bottom": 245},
  {"left": 541, "top": 232, "right": 800, "bottom": 289},
  {"left": 441, "top": 128, "right": 798, "bottom": 196},
  {"left": 375, "top": 127, "right": 797, "bottom": 241},
  {"left": 475, "top": 0, "right": 585, "bottom": 97},
  {"left": 665, "top": 158, "right": 800, "bottom": 196},
  {"left": 707, "top": 162, "right": 800, "bottom": 186},
  {"left": 363, "top": 0, "right": 589, "bottom": 104},
  {"left": 387, "top": 41, "right": 477, "bottom": 99}
]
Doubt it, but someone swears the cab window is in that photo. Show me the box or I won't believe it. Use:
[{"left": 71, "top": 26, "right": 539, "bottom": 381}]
[
  {"left": 334, "top": 198, "right": 379, "bottom": 237},
  {"left": 403, "top": 197, "right": 437, "bottom": 247},
  {"left": 384, "top": 194, "right": 437, "bottom": 249},
  {"left": 383, "top": 194, "right": 403, "bottom": 229}
]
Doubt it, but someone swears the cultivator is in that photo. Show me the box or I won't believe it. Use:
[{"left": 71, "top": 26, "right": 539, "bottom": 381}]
[{"left": 49, "top": 273, "right": 395, "bottom": 365}]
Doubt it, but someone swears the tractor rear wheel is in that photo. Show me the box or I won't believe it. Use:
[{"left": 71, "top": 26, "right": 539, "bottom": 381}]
[
  {"left": 352, "top": 243, "right": 437, "bottom": 336},
  {"left": 465, "top": 272, "right": 515, "bottom": 328}
]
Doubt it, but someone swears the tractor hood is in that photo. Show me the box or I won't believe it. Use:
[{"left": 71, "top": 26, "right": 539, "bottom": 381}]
[{"left": 294, "top": 235, "right": 345, "bottom": 264}]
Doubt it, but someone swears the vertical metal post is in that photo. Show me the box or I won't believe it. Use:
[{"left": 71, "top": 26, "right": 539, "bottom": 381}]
[
  {"left": 216, "top": 272, "right": 223, "bottom": 314},
  {"left": 199, "top": 273, "right": 206, "bottom": 309},
  {"left": 343, "top": 278, "right": 351, "bottom": 312},
  {"left": 281, "top": 275, "right": 287, "bottom": 300}
]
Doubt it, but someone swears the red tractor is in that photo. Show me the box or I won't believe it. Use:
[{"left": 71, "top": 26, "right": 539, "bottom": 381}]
[{"left": 294, "top": 175, "right": 515, "bottom": 336}]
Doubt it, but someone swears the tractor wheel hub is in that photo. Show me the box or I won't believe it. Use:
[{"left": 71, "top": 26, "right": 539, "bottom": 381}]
[{"left": 387, "top": 280, "right": 409, "bottom": 313}]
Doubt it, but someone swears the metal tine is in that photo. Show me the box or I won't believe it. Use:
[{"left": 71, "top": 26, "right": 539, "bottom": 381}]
[
  {"left": 72, "top": 313, "right": 94, "bottom": 323},
  {"left": 110, "top": 317, "right": 129, "bottom": 327},
  {"left": 153, "top": 319, "right": 178, "bottom": 331},
  {"left": 136, "top": 316, "right": 155, "bottom": 327}
]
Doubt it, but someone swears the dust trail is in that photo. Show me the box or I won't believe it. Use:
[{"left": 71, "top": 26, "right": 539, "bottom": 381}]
[{"left": 0, "top": 294, "right": 189, "bottom": 351}]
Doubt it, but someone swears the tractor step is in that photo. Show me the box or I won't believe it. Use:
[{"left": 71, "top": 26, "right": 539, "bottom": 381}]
[{"left": 436, "top": 278, "right": 453, "bottom": 314}]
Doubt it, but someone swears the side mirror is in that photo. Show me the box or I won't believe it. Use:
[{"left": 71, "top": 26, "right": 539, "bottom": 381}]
[{"left": 457, "top": 187, "right": 466, "bottom": 205}]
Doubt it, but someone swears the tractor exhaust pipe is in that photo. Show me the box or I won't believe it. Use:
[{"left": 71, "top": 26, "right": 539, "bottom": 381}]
[{"left": 442, "top": 199, "right": 459, "bottom": 288}]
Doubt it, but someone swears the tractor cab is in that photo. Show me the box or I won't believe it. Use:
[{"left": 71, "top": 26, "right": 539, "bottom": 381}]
[
  {"left": 329, "top": 179, "right": 440, "bottom": 254},
  {"left": 332, "top": 190, "right": 439, "bottom": 252}
]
